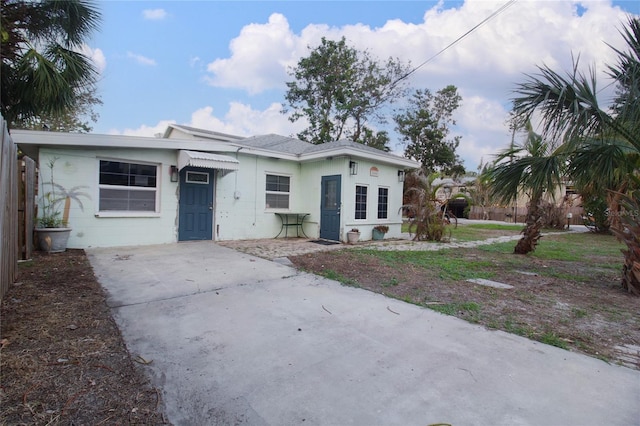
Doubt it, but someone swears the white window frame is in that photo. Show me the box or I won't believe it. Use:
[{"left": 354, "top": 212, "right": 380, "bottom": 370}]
[
  {"left": 96, "top": 158, "right": 161, "bottom": 217},
  {"left": 265, "top": 173, "right": 291, "bottom": 211},
  {"left": 355, "top": 184, "right": 368, "bottom": 220},
  {"left": 377, "top": 186, "right": 389, "bottom": 220},
  {"left": 186, "top": 171, "right": 210, "bottom": 184}
]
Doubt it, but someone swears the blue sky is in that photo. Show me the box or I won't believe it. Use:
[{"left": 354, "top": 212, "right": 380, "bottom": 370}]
[{"left": 85, "top": 0, "right": 639, "bottom": 171}]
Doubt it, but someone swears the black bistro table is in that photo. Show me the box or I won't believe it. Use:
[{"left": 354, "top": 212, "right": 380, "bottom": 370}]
[{"left": 274, "top": 212, "right": 310, "bottom": 238}]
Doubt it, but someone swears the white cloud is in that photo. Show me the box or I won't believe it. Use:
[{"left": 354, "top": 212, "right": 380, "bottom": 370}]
[
  {"left": 189, "top": 56, "right": 201, "bottom": 68},
  {"left": 110, "top": 103, "right": 306, "bottom": 140},
  {"left": 116, "top": 1, "right": 633, "bottom": 171},
  {"left": 109, "top": 120, "right": 175, "bottom": 138},
  {"left": 188, "top": 103, "right": 307, "bottom": 137},
  {"left": 198, "top": 0, "right": 633, "bottom": 171},
  {"left": 79, "top": 44, "right": 106, "bottom": 75},
  {"left": 143, "top": 9, "right": 167, "bottom": 20},
  {"left": 453, "top": 95, "right": 511, "bottom": 168},
  {"left": 205, "top": 2, "right": 629, "bottom": 98},
  {"left": 127, "top": 51, "right": 157, "bottom": 66},
  {"left": 206, "top": 13, "right": 297, "bottom": 94}
]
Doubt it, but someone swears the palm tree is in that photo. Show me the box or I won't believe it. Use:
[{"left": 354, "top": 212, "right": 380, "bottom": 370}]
[
  {"left": 401, "top": 169, "right": 452, "bottom": 242},
  {"left": 510, "top": 16, "right": 640, "bottom": 294},
  {"left": 1, "top": 0, "right": 101, "bottom": 127},
  {"left": 488, "top": 121, "right": 565, "bottom": 254}
]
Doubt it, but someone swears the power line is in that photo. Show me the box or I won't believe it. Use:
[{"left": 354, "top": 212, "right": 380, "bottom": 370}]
[{"left": 396, "top": 0, "right": 518, "bottom": 84}]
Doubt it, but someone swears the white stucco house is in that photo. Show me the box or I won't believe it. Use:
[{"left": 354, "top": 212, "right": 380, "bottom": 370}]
[{"left": 13, "top": 124, "right": 419, "bottom": 249}]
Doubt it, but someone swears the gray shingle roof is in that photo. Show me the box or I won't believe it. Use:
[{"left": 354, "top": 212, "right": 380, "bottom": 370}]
[
  {"left": 240, "top": 134, "right": 407, "bottom": 162},
  {"left": 239, "top": 134, "right": 311, "bottom": 155},
  {"left": 167, "top": 126, "right": 416, "bottom": 165},
  {"left": 169, "top": 124, "right": 245, "bottom": 141}
]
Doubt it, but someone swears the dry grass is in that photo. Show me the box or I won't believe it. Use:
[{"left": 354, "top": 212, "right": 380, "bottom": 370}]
[
  {"left": 0, "top": 250, "right": 168, "bottom": 425},
  {"left": 289, "top": 232, "right": 640, "bottom": 369}
]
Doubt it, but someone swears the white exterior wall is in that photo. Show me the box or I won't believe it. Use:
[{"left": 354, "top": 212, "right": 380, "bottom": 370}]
[
  {"left": 38, "top": 148, "right": 179, "bottom": 249},
  {"left": 338, "top": 158, "right": 405, "bottom": 241},
  {"left": 36, "top": 147, "right": 408, "bottom": 247},
  {"left": 297, "top": 157, "right": 346, "bottom": 239},
  {"left": 214, "top": 154, "right": 405, "bottom": 242},
  {"left": 299, "top": 157, "right": 405, "bottom": 242},
  {"left": 214, "top": 154, "right": 303, "bottom": 240}
]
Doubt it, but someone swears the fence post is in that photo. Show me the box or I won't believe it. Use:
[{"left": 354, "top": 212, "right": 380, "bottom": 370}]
[{"left": 0, "top": 117, "right": 19, "bottom": 299}]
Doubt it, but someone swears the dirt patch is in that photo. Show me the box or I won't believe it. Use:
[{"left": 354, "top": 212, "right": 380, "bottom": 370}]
[
  {"left": 289, "top": 242, "right": 640, "bottom": 370},
  {"left": 0, "top": 250, "right": 168, "bottom": 425}
]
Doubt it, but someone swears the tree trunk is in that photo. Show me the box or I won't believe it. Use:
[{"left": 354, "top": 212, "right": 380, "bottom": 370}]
[
  {"left": 514, "top": 199, "right": 544, "bottom": 254},
  {"left": 610, "top": 188, "right": 640, "bottom": 295},
  {"left": 612, "top": 223, "right": 640, "bottom": 295}
]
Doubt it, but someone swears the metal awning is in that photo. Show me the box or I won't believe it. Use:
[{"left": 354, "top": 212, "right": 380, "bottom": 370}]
[{"left": 178, "top": 150, "right": 239, "bottom": 176}]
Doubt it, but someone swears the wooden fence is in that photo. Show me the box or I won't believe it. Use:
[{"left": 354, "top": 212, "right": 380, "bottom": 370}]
[
  {"left": 19, "top": 156, "right": 36, "bottom": 260},
  {"left": 469, "top": 205, "right": 585, "bottom": 225},
  {"left": 0, "top": 118, "right": 18, "bottom": 299}
]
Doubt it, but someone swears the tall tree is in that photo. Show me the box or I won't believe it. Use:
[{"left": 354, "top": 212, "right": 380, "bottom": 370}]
[
  {"left": 283, "top": 37, "right": 410, "bottom": 148},
  {"left": 1, "top": 0, "right": 101, "bottom": 128},
  {"left": 510, "top": 16, "right": 640, "bottom": 294},
  {"left": 13, "top": 85, "right": 102, "bottom": 132},
  {"left": 488, "top": 121, "right": 565, "bottom": 254},
  {"left": 394, "top": 86, "right": 465, "bottom": 176}
]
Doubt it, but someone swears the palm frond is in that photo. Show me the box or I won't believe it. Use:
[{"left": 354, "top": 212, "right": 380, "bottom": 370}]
[
  {"left": 569, "top": 137, "right": 639, "bottom": 194},
  {"left": 513, "top": 62, "right": 611, "bottom": 146}
]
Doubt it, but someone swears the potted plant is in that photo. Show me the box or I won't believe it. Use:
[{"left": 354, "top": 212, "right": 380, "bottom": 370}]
[
  {"left": 34, "top": 158, "right": 90, "bottom": 253},
  {"left": 346, "top": 228, "right": 360, "bottom": 244},
  {"left": 372, "top": 225, "right": 389, "bottom": 240}
]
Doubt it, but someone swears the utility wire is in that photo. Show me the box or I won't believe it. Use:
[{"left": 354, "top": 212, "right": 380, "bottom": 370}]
[{"left": 394, "top": 0, "right": 518, "bottom": 85}]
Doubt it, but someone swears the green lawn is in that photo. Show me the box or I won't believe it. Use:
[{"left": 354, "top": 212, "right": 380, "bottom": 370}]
[{"left": 402, "top": 220, "right": 523, "bottom": 241}]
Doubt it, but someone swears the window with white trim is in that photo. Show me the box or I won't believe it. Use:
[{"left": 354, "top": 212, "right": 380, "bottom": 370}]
[
  {"left": 99, "top": 160, "right": 158, "bottom": 212},
  {"left": 355, "top": 185, "right": 367, "bottom": 220},
  {"left": 265, "top": 174, "right": 290, "bottom": 209},
  {"left": 378, "top": 187, "right": 389, "bottom": 219}
]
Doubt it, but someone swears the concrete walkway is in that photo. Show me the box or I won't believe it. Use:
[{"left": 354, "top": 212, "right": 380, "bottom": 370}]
[{"left": 87, "top": 239, "right": 640, "bottom": 426}]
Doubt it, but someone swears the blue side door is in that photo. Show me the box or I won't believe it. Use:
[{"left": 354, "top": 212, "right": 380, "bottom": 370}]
[
  {"left": 320, "top": 175, "right": 341, "bottom": 241},
  {"left": 178, "top": 168, "right": 214, "bottom": 241}
]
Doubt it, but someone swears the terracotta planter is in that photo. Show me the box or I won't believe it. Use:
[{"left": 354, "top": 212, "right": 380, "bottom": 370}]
[
  {"left": 346, "top": 231, "right": 360, "bottom": 244},
  {"left": 35, "top": 228, "right": 72, "bottom": 253}
]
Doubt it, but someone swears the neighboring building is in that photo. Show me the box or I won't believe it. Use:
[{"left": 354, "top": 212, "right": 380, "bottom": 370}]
[
  {"left": 13, "top": 125, "right": 418, "bottom": 249},
  {"left": 432, "top": 176, "right": 475, "bottom": 218}
]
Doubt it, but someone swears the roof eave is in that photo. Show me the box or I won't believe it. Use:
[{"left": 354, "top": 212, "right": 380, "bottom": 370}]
[
  {"left": 11, "top": 130, "right": 240, "bottom": 153},
  {"left": 11, "top": 130, "right": 420, "bottom": 169},
  {"left": 300, "top": 147, "right": 419, "bottom": 169}
]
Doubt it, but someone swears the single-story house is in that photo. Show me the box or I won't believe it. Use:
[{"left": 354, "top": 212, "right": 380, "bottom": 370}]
[{"left": 13, "top": 124, "right": 418, "bottom": 249}]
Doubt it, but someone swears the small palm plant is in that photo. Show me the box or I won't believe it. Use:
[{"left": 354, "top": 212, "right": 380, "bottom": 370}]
[
  {"left": 401, "top": 169, "right": 450, "bottom": 242},
  {"left": 487, "top": 121, "right": 565, "bottom": 254}
]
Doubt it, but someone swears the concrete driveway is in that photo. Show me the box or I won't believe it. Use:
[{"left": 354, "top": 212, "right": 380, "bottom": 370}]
[{"left": 87, "top": 242, "right": 640, "bottom": 426}]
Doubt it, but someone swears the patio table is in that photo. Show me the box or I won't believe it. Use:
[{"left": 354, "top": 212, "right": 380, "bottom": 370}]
[{"left": 274, "top": 212, "right": 310, "bottom": 238}]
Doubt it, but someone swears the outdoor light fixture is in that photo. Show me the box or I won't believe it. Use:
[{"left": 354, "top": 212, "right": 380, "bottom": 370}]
[
  {"left": 398, "top": 170, "right": 405, "bottom": 182},
  {"left": 349, "top": 161, "right": 358, "bottom": 175},
  {"left": 170, "top": 165, "right": 179, "bottom": 182}
]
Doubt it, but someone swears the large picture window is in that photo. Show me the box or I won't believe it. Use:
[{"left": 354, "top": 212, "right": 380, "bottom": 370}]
[
  {"left": 378, "top": 187, "right": 389, "bottom": 219},
  {"left": 265, "top": 174, "right": 290, "bottom": 209},
  {"left": 355, "top": 185, "right": 367, "bottom": 220},
  {"left": 99, "top": 160, "right": 158, "bottom": 212}
]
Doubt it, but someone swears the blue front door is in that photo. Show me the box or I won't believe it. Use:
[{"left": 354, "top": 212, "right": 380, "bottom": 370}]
[
  {"left": 178, "top": 168, "right": 214, "bottom": 241},
  {"left": 320, "top": 175, "right": 341, "bottom": 241}
]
